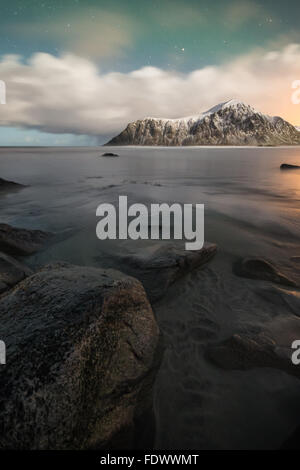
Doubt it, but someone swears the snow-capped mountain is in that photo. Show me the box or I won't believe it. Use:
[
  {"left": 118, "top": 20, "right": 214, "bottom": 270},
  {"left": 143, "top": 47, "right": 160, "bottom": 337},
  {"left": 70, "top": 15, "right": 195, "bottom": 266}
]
[{"left": 106, "top": 100, "right": 300, "bottom": 146}]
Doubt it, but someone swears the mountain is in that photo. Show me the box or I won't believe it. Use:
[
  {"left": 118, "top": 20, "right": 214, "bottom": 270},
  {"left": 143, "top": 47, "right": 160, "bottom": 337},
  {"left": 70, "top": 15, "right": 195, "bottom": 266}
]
[{"left": 106, "top": 100, "right": 300, "bottom": 146}]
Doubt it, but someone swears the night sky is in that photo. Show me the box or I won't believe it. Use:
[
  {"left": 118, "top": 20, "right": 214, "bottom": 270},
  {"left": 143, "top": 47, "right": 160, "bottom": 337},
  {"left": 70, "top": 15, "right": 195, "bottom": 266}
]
[{"left": 0, "top": 0, "right": 299, "bottom": 145}]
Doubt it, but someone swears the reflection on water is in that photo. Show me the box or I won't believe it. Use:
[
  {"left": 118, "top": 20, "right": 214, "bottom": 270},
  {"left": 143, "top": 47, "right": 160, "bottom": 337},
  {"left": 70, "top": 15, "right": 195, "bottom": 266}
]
[{"left": 1, "top": 145, "right": 300, "bottom": 450}]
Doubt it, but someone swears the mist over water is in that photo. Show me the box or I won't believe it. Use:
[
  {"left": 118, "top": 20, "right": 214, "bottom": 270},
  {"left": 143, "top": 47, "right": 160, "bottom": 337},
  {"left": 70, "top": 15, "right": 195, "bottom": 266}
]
[{"left": 1, "top": 145, "right": 300, "bottom": 449}]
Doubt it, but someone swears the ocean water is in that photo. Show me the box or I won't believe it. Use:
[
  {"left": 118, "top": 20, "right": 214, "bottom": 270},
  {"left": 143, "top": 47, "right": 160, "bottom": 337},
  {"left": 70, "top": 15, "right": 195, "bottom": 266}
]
[{"left": 1, "top": 145, "right": 300, "bottom": 449}]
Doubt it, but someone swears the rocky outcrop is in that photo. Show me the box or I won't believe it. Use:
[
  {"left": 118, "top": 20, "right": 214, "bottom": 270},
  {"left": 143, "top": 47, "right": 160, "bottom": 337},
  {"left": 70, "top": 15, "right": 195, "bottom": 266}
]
[
  {"left": 0, "top": 262, "right": 161, "bottom": 449},
  {"left": 0, "top": 223, "right": 52, "bottom": 256},
  {"left": 0, "top": 178, "right": 25, "bottom": 192},
  {"left": 233, "top": 257, "right": 297, "bottom": 287},
  {"left": 106, "top": 100, "right": 300, "bottom": 146},
  {"left": 0, "top": 252, "right": 33, "bottom": 294},
  {"left": 111, "top": 242, "right": 217, "bottom": 302}
]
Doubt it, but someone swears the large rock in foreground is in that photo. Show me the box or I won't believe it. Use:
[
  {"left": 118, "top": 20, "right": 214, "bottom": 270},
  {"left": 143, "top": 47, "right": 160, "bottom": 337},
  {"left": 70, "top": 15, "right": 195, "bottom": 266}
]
[
  {"left": 0, "top": 263, "right": 161, "bottom": 449},
  {"left": 113, "top": 242, "right": 217, "bottom": 302},
  {"left": 0, "top": 223, "right": 52, "bottom": 256}
]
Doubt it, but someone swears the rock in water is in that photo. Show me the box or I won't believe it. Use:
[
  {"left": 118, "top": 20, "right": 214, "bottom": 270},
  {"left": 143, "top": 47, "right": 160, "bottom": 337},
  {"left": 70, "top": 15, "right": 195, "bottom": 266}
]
[
  {"left": 106, "top": 100, "right": 300, "bottom": 146},
  {"left": 0, "top": 223, "right": 52, "bottom": 256},
  {"left": 102, "top": 152, "right": 119, "bottom": 157},
  {"left": 112, "top": 242, "right": 217, "bottom": 302},
  {"left": 206, "top": 314, "right": 300, "bottom": 379},
  {"left": 233, "top": 257, "right": 297, "bottom": 287},
  {"left": 0, "top": 252, "right": 33, "bottom": 294},
  {"left": 255, "top": 286, "right": 300, "bottom": 317},
  {"left": 280, "top": 163, "right": 300, "bottom": 170},
  {"left": 0, "top": 263, "right": 161, "bottom": 449},
  {"left": 0, "top": 178, "right": 25, "bottom": 192}
]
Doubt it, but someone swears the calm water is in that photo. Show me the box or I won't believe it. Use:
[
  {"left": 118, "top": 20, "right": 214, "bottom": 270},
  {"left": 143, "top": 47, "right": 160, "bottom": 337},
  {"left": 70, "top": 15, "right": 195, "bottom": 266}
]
[{"left": 1, "top": 145, "right": 300, "bottom": 449}]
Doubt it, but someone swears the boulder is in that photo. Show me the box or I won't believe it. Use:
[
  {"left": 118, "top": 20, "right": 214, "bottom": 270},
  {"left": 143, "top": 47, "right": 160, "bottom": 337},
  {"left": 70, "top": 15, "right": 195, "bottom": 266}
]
[
  {"left": 0, "top": 223, "right": 52, "bottom": 256},
  {"left": 233, "top": 257, "right": 297, "bottom": 287},
  {"left": 280, "top": 163, "right": 300, "bottom": 170},
  {"left": 0, "top": 252, "right": 33, "bottom": 294},
  {"left": 115, "top": 242, "right": 217, "bottom": 302},
  {"left": 0, "top": 262, "right": 161, "bottom": 449},
  {"left": 0, "top": 178, "right": 25, "bottom": 192}
]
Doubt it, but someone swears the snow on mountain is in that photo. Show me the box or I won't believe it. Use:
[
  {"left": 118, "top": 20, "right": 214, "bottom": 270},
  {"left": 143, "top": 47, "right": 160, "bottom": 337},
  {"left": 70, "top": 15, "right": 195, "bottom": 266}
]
[{"left": 106, "top": 100, "right": 300, "bottom": 146}]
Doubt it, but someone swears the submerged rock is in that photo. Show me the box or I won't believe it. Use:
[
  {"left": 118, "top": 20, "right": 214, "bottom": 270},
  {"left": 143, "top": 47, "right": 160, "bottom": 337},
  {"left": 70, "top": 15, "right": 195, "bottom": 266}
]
[
  {"left": 0, "top": 177, "right": 25, "bottom": 192},
  {"left": 206, "top": 315, "right": 300, "bottom": 379},
  {"left": 233, "top": 257, "right": 297, "bottom": 287},
  {"left": 0, "top": 223, "right": 52, "bottom": 256},
  {"left": 280, "top": 163, "right": 300, "bottom": 170},
  {"left": 0, "top": 262, "right": 161, "bottom": 449},
  {"left": 0, "top": 252, "right": 33, "bottom": 294},
  {"left": 115, "top": 242, "right": 217, "bottom": 302},
  {"left": 255, "top": 286, "right": 300, "bottom": 317},
  {"left": 102, "top": 152, "right": 119, "bottom": 157}
]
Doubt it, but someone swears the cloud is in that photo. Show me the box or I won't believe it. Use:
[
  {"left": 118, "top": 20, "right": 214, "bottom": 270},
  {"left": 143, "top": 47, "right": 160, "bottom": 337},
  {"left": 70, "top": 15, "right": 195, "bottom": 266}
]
[{"left": 0, "top": 43, "right": 299, "bottom": 141}]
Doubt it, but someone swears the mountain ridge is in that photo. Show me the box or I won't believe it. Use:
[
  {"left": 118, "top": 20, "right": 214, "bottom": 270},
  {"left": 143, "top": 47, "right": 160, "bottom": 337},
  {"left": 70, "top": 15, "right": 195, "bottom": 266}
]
[{"left": 106, "top": 100, "right": 300, "bottom": 146}]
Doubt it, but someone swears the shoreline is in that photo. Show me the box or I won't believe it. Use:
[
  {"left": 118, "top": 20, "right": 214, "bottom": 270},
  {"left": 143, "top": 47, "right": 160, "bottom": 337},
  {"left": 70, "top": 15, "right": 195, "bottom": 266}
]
[{"left": 0, "top": 144, "right": 300, "bottom": 150}]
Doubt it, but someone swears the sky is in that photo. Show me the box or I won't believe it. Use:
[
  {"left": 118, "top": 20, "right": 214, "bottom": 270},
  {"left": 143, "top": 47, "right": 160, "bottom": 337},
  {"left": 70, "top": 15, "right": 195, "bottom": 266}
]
[{"left": 0, "top": 0, "right": 299, "bottom": 145}]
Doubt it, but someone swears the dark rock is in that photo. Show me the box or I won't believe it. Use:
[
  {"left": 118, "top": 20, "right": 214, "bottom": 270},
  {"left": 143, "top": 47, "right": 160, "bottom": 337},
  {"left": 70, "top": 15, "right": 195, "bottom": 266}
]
[
  {"left": 114, "top": 242, "right": 217, "bottom": 302},
  {"left": 280, "top": 163, "right": 300, "bottom": 170},
  {"left": 233, "top": 257, "right": 297, "bottom": 287},
  {"left": 0, "top": 178, "right": 25, "bottom": 192},
  {"left": 281, "top": 426, "right": 300, "bottom": 449},
  {"left": 206, "top": 315, "right": 300, "bottom": 379},
  {"left": 0, "top": 223, "right": 52, "bottom": 256},
  {"left": 0, "top": 252, "right": 33, "bottom": 294},
  {"left": 255, "top": 286, "right": 300, "bottom": 317},
  {"left": 0, "top": 262, "right": 161, "bottom": 449},
  {"left": 102, "top": 152, "right": 119, "bottom": 157}
]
